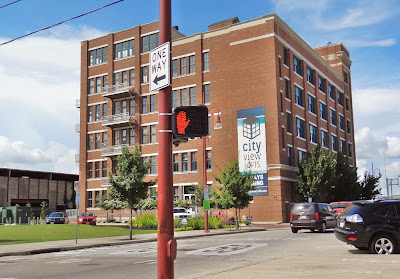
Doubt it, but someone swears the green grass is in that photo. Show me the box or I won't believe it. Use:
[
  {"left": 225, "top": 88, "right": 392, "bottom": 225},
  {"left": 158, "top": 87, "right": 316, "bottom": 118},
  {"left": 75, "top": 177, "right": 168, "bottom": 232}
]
[{"left": 0, "top": 225, "right": 157, "bottom": 246}]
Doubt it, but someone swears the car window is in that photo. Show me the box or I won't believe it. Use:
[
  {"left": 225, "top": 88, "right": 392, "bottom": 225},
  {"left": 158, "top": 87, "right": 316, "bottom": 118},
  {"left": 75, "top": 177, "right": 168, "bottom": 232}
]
[
  {"left": 327, "top": 205, "right": 335, "bottom": 213},
  {"left": 374, "top": 205, "right": 398, "bottom": 218},
  {"left": 292, "top": 204, "right": 313, "bottom": 212},
  {"left": 386, "top": 205, "right": 398, "bottom": 218},
  {"left": 49, "top": 213, "right": 63, "bottom": 217},
  {"left": 174, "top": 208, "right": 186, "bottom": 213}
]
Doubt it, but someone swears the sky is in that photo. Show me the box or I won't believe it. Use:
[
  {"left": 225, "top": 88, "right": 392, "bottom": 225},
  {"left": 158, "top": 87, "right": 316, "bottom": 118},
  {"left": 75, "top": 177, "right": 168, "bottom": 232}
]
[{"left": 0, "top": 0, "right": 399, "bottom": 195}]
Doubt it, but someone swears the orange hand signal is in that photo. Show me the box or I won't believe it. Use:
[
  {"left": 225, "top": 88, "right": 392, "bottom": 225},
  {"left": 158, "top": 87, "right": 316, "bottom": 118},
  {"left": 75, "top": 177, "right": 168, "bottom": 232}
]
[{"left": 176, "top": 111, "right": 190, "bottom": 134}]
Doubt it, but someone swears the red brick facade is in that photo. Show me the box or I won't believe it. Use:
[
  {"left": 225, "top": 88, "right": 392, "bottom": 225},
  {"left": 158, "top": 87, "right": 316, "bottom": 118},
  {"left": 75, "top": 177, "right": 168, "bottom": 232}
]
[{"left": 79, "top": 14, "right": 355, "bottom": 222}]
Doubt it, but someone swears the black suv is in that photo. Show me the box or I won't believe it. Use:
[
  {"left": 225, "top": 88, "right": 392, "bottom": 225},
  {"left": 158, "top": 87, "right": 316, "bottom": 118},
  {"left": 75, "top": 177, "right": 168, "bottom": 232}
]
[
  {"left": 335, "top": 199, "right": 400, "bottom": 254},
  {"left": 290, "top": 202, "right": 337, "bottom": 233}
]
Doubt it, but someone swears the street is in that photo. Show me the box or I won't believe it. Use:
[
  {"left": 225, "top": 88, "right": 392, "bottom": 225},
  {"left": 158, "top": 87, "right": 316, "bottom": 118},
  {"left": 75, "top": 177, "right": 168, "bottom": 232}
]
[{"left": 1, "top": 228, "right": 400, "bottom": 278}]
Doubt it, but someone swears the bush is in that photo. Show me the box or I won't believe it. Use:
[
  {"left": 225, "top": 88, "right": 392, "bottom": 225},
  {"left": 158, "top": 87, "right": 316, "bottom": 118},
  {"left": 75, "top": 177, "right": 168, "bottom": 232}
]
[
  {"left": 132, "top": 213, "right": 158, "bottom": 229},
  {"left": 208, "top": 216, "right": 223, "bottom": 229},
  {"left": 175, "top": 226, "right": 193, "bottom": 232}
]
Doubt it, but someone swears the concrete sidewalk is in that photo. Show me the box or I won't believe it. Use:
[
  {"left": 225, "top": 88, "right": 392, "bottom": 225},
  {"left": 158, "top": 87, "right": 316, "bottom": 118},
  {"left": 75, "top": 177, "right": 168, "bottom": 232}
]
[{"left": 0, "top": 224, "right": 287, "bottom": 257}]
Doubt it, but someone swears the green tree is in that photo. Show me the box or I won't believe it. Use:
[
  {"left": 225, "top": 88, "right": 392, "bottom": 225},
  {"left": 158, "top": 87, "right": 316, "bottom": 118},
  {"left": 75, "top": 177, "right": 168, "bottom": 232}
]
[
  {"left": 109, "top": 146, "right": 154, "bottom": 240},
  {"left": 297, "top": 145, "right": 336, "bottom": 202},
  {"left": 359, "top": 172, "right": 381, "bottom": 200},
  {"left": 39, "top": 201, "right": 48, "bottom": 222},
  {"left": 213, "top": 158, "right": 254, "bottom": 229},
  {"left": 331, "top": 153, "right": 360, "bottom": 201}
]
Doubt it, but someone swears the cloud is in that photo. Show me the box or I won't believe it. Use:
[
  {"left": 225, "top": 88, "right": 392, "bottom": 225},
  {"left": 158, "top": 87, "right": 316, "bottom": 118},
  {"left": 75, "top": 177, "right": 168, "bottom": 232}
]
[
  {"left": 272, "top": 0, "right": 328, "bottom": 12},
  {"left": 344, "top": 38, "right": 396, "bottom": 48}
]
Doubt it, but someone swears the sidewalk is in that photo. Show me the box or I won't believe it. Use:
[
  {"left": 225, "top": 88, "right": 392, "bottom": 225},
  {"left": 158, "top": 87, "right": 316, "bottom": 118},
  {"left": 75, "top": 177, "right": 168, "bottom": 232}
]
[{"left": 0, "top": 223, "right": 287, "bottom": 258}]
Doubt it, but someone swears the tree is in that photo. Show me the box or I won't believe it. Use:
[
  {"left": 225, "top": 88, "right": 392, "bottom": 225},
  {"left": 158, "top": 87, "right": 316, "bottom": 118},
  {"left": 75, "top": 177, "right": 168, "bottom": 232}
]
[
  {"left": 213, "top": 158, "right": 254, "bottom": 229},
  {"left": 39, "top": 201, "right": 48, "bottom": 222},
  {"left": 331, "top": 153, "right": 360, "bottom": 201},
  {"left": 359, "top": 172, "right": 381, "bottom": 200},
  {"left": 297, "top": 145, "right": 336, "bottom": 202},
  {"left": 109, "top": 146, "right": 154, "bottom": 240}
]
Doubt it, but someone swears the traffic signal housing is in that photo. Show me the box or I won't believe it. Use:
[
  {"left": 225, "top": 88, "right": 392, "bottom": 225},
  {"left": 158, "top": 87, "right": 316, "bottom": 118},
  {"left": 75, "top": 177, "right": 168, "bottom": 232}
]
[{"left": 172, "top": 105, "right": 209, "bottom": 138}]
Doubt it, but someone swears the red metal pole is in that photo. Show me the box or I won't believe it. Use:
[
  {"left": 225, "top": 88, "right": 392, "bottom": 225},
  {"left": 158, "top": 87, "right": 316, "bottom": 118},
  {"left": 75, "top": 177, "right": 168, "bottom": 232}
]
[
  {"left": 157, "top": 0, "right": 175, "bottom": 278},
  {"left": 202, "top": 91, "right": 209, "bottom": 233}
]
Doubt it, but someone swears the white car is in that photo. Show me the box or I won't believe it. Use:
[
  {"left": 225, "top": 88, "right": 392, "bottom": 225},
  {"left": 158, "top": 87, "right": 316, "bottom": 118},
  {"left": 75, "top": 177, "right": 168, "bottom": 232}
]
[{"left": 173, "top": 207, "right": 190, "bottom": 220}]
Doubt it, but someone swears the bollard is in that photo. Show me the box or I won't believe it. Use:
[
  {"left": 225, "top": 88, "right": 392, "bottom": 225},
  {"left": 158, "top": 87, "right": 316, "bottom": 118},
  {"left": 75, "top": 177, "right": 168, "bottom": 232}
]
[
  {"left": 9, "top": 217, "right": 11, "bottom": 225},
  {"left": 37, "top": 217, "right": 39, "bottom": 224},
  {"left": 19, "top": 217, "right": 21, "bottom": 225}
]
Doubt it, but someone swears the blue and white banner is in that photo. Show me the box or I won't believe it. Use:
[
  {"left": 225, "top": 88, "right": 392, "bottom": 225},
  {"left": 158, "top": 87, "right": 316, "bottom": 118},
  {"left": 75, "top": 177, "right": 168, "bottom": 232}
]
[{"left": 237, "top": 107, "right": 268, "bottom": 196}]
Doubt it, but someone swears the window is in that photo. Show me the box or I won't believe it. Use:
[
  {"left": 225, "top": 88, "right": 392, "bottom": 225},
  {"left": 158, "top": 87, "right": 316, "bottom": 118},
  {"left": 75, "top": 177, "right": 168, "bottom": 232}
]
[
  {"left": 102, "top": 132, "right": 107, "bottom": 147},
  {"left": 142, "top": 126, "right": 148, "bottom": 144},
  {"left": 149, "top": 95, "right": 156, "bottom": 112},
  {"left": 173, "top": 154, "right": 179, "bottom": 172},
  {"left": 172, "top": 59, "right": 178, "bottom": 77},
  {"left": 341, "top": 139, "right": 347, "bottom": 155},
  {"left": 339, "top": 114, "right": 345, "bottom": 130},
  {"left": 202, "top": 52, "right": 209, "bottom": 71},
  {"left": 89, "top": 46, "right": 107, "bottom": 66},
  {"left": 87, "top": 162, "right": 93, "bottom": 178},
  {"left": 95, "top": 104, "right": 100, "bottom": 121},
  {"left": 142, "top": 96, "right": 148, "bottom": 113},
  {"left": 345, "top": 98, "right": 350, "bottom": 111},
  {"left": 285, "top": 79, "right": 291, "bottom": 99},
  {"left": 181, "top": 153, "right": 188, "bottom": 172},
  {"left": 296, "top": 117, "right": 305, "bottom": 139},
  {"left": 112, "top": 159, "right": 118, "bottom": 174},
  {"left": 150, "top": 156, "right": 156, "bottom": 174},
  {"left": 122, "top": 71, "right": 127, "bottom": 84},
  {"left": 295, "top": 86, "right": 304, "bottom": 107},
  {"left": 129, "top": 69, "right": 135, "bottom": 86},
  {"left": 310, "top": 124, "right": 318, "bottom": 144},
  {"left": 347, "top": 120, "right": 352, "bottom": 134},
  {"left": 329, "top": 85, "right": 336, "bottom": 100},
  {"left": 293, "top": 55, "right": 302, "bottom": 76},
  {"left": 191, "top": 152, "right": 197, "bottom": 171},
  {"left": 87, "top": 134, "right": 93, "bottom": 150},
  {"left": 95, "top": 133, "right": 100, "bottom": 149},
  {"left": 189, "top": 55, "right": 195, "bottom": 74},
  {"left": 141, "top": 32, "right": 159, "bottom": 53},
  {"left": 306, "top": 67, "right": 315, "bottom": 85},
  {"left": 283, "top": 47, "right": 289, "bottom": 66},
  {"left": 281, "top": 127, "right": 285, "bottom": 148},
  {"left": 338, "top": 91, "right": 344, "bottom": 106},
  {"left": 173, "top": 186, "right": 179, "bottom": 200},
  {"left": 115, "top": 39, "right": 134, "bottom": 60},
  {"left": 344, "top": 71, "right": 349, "bottom": 84},
  {"left": 88, "top": 106, "right": 94, "bottom": 122},
  {"left": 87, "top": 191, "right": 93, "bottom": 208},
  {"left": 278, "top": 57, "right": 282, "bottom": 78},
  {"left": 189, "top": 87, "right": 196, "bottom": 106},
  {"left": 95, "top": 162, "right": 100, "bottom": 178},
  {"left": 298, "top": 149, "right": 307, "bottom": 165},
  {"left": 121, "top": 129, "right": 127, "bottom": 144},
  {"left": 180, "top": 88, "right": 187, "bottom": 106},
  {"left": 321, "top": 130, "right": 328, "bottom": 148},
  {"left": 129, "top": 99, "right": 135, "bottom": 115},
  {"left": 308, "top": 94, "right": 316, "bottom": 114},
  {"left": 113, "top": 130, "right": 120, "bottom": 145},
  {"left": 318, "top": 76, "right": 326, "bottom": 93},
  {"left": 102, "top": 161, "right": 107, "bottom": 177},
  {"left": 286, "top": 112, "right": 292, "bottom": 134},
  {"left": 96, "top": 77, "right": 101, "bottom": 93},
  {"left": 330, "top": 109, "right": 336, "bottom": 126},
  {"left": 129, "top": 128, "right": 135, "bottom": 145},
  {"left": 331, "top": 134, "right": 338, "bottom": 152},
  {"left": 280, "top": 92, "right": 283, "bottom": 113},
  {"left": 288, "top": 145, "right": 293, "bottom": 166},
  {"left": 95, "top": 191, "right": 100, "bottom": 207},
  {"left": 180, "top": 57, "right": 186, "bottom": 76},
  {"left": 103, "top": 75, "right": 108, "bottom": 91},
  {"left": 320, "top": 102, "right": 327, "bottom": 121},
  {"left": 206, "top": 150, "right": 211, "bottom": 170},
  {"left": 89, "top": 78, "right": 94, "bottom": 94},
  {"left": 114, "top": 72, "right": 120, "bottom": 86},
  {"left": 150, "top": 125, "right": 156, "bottom": 143},
  {"left": 203, "top": 84, "right": 210, "bottom": 104},
  {"left": 114, "top": 101, "right": 120, "bottom": 114},
  {"left": 172, "top": 90, "right": 178, "bottom": 109},
  {"left": 141, "top": 66, "right": 148, "bottom": 83},
  {"left": 348, "top": 143, "right": 353, "bottom": 157},
  {"left": 102, "top": 103, "right": 108, "bottom": 119}
]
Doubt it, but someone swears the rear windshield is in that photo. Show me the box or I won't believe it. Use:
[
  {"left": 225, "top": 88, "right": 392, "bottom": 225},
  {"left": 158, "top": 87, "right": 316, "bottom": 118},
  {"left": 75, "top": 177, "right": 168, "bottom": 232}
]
[
  {"left": 174, "top": 208, "right": 186, "bottom": 213},
  {"left": 331, "top": 203, "right": 350, "bottom": 209},
  {"left": 292, "top": 204, "right": 315, "bottom": 212}
]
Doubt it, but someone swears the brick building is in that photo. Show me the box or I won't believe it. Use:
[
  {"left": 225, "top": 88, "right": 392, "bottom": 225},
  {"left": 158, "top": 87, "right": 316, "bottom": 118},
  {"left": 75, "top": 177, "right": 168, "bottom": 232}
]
[{"left": 78, "top": 13, "right": 355, "bottom": 222}]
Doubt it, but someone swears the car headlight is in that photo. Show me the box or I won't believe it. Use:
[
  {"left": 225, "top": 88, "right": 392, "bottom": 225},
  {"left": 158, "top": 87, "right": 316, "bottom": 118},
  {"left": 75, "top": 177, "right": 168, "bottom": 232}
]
[
  {"left": 345, "top": 214, "right": 363, "bottom": 223},
  {"left": 78, "top": 218, "right": 83, "bottom": 222}
]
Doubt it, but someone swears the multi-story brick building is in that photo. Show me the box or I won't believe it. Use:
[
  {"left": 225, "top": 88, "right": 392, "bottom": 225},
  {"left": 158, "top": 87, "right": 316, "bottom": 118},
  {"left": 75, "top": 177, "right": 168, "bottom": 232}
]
[{"left": 78, "top": 13, "right": 355, "bottom": 222}]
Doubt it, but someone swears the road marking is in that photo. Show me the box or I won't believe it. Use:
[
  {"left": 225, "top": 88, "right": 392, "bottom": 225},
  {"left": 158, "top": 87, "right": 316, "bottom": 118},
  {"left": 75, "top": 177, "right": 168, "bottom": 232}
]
[
  {"left": 186, "top": 243, "right": 268, "bottom": 256},
  {"left": 46, "top": 258, "right": 91, "bottom": 264},
  {"left": 342, "top": 258, "right": 400, "bottom": 264},
  {"left": 110, "top": 247, "right": 157, "bottom": 255},
  {"left": 134, "top": 260, "right": 157, "bottom": 265}
]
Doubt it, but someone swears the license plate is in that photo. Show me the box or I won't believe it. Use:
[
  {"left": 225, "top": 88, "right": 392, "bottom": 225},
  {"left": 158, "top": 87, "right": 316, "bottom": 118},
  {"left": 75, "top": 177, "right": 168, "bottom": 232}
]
[
  {"left": 86, "top": 222, "right": 90, "bottom": 224},
  {"left": 299, "top": 215, "right": 308, "bottom": 219},
  {"left": 339, "top": 221, "right": 345, "bottom": 228},
  {"left": 51, "top": 222, "right": 54, "bottom": 224}
]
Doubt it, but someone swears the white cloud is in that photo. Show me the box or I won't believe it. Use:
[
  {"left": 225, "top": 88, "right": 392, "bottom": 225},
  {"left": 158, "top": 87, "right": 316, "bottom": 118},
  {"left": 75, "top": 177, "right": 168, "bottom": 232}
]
[
  {"left": 355, "top": 127, "right": 387, "bottom": 159},
  {"left": 344, "top": 38, "right": 396, "bottom": 48},
  {"left": 273, "top": 0, "right": 328, "bottom": 12}
]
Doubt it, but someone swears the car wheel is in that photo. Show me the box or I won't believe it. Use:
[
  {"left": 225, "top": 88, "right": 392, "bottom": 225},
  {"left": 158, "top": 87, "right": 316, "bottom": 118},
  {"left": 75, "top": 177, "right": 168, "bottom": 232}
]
[
  {"left": 291, "top": 228, "right": 298, "bottom": 233},
  {"left": 319, "top": 222, "right": 326, "bottom": 233},
  {"left": 370, "top": 234, "right": 397, "bottom": 254}
]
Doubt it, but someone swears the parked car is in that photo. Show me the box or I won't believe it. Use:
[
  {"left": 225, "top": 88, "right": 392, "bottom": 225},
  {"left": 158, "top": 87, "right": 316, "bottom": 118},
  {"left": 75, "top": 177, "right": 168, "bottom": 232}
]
[
  {"left": 46, "top": 212, "right": 68, "bottom": 224},
  {"left": 78, "top": 212, "right": 97, "bottom": 225},
  {"left": 290, "top": 202, "right": 337, "bottom": 233},
  {"left": 335, "top": 199, "right": 400, "bottom": 254},
  {"left": 173, "top": 207, "right": 190, "bottom": 220},
  {"left": 330, "top": 201, "right": 351, "bottom": 214}
]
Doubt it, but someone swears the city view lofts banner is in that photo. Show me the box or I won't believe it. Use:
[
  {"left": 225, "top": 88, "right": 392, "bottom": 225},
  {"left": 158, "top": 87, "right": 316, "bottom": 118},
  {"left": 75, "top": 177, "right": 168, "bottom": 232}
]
[{"left": 237, "top": 106, "right": 268, "bottom": 196}]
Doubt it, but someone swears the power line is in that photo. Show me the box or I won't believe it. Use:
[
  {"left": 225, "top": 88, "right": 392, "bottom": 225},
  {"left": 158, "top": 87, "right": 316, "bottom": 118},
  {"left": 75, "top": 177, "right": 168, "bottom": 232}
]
[
  {"left": 0, "top": 0, "right": 124, "bottom": 46},
  {"left": 0, "top": 0, "right": 21, "bottom": 9}
]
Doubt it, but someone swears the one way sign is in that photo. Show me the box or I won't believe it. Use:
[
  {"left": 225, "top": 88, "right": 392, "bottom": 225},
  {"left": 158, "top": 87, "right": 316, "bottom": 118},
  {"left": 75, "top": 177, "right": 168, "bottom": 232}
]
[{"left": 149, "top": 42, "right": 170, "bottom": 92}]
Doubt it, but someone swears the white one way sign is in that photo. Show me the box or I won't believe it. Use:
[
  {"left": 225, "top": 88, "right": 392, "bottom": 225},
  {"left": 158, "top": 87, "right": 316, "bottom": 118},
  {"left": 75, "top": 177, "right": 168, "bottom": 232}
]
[{"left": 149, "top": 42, "right": 170, "bottom": 92}]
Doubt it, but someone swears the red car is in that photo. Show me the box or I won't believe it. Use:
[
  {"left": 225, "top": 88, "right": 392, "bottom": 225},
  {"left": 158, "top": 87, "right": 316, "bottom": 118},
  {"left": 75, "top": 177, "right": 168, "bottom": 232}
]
[
  {"left": 330, "top": 201, "right": 351, "bottom": 214},
  {"left": 78, "top": 212, "right": 97, "bottom": 225}
]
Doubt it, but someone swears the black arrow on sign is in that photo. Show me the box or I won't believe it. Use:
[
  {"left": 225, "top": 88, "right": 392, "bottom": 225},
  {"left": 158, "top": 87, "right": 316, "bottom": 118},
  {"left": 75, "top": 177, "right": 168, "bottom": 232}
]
[{"left": 153, "top": 74, "right": 166, "bottom": 85}]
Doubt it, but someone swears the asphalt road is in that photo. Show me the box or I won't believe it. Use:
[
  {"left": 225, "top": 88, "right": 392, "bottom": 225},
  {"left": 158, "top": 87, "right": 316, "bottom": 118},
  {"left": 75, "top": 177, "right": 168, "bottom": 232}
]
[{"left": 1, "top": 228, "right": 400, "bottom": 278}]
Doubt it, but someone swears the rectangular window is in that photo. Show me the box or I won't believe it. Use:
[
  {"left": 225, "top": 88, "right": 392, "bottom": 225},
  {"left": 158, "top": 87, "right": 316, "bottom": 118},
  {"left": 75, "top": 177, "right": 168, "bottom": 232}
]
[
  {"left": 102, "top": 103, "right": 108, "bottom": 119},
  {"left": 95, "top": 104, "right": 100, "bottom": 121},
  {"left": 203, "top": 84, "right": 210, "bottom": 104},
  {"left": 149, "top": 95, "right": 156, "bottom": 112},
  {"left": 331, "top": 134, "right": 338, "bottom": 152},
  {"left": 94, "top": 191, "right": 100, "bottom": 207},
  {"left": 278, "top": 57, "right": 282, "bottom": 78},
  {"left": 89, "top": 46, "right": 108, "bottom": 66},
  {"left": 173, "top": 186, "right": 179, "bottom": 200},
  {"left": 102, "top": 132, "right": 107, "bottom": 147},
  {"left": 142, "top": 126, "right": 148, "bottom": 144},
  {"left": 286, "top": 112, "right": 292, "bottom": 134},
  {"left": 321, "top": 130, "right": 328, "bottom": 148},
  {"left": 295, "top": 86, "right": 304, "bottom": 107},
  {"left": 121, "top": 129, "right": 127, "bottom": 144},
  {"left": 129, "top": 99, "right": 135, "bottom": 115},
  {"left": 180, "top": 88, "right": 187, "bottom": 106},
  {"left": 308, "top": 94, "right": 316, "bottom": 114},
  {"left": 88, "top": 106, "right": 94, "bottom": 122},
  {"left": 150, "top": 156, "right": 156, "bottom": 174},
  {"left": 310, "top": 124, "right": 317, "bottom": 144},
  {"left": 102, "top": 161, "right": 107, "bottom": 177},
  {"left": 112, "top": 159, "right": 118, "bottom": 174},
  {"left": 114, "top": 39, "right": 134, "bottom": 60},
  {"left": 122, "top": 71, "right": 127, "bottom": 84},
  {"left": 142, "top": 96, "right": 148, "bottom": 113},
  {"left": 281, "top": 127, "right": 285, "bottom": 148},
  {"left": 181, "top": 153, "right": 188, "bottom": 172},
  {"left": 330, "top": 109, "right": 337, "bottom": 126},
  {"left": 141, "top": 32, "right": 159, "bottom": 53},
  {"left": 288, "top": 145, "right": 293, "bottom": 166},
  {"left": 296, "top": 117, "right": 305, "bottom": 139},
  {"left": 114, "top": 72, "right": 120, "bottom": 85},
  {"left": 88, "top": 134, "right": 93, "bottom": 150},
  {"left": 87, "top": 191, "right": 93, "bottom": 208},
  {"left": 189, "top": 55, "right": 195, "bottom": 74},
  {"left": 318, "top": 76, "right": 326, "bottom": 93},
  {"left": 189, "top": 87, "right": 196, "bottom": 106},
  {"left": 344, "top": 72, "right": 349, "bottom": 84},
  {"left": 141, "top": 66, "right": 148, "bottom": 83},
  {"left": 283, "top": 47, "right": 289, "bottom": 66},
  {"left": 348, "top": 143, "right": 353, "bottom": 157},
  {"left": 206, "top": 150, "right": 211, "bottom": 170},
  {"left": 347, "top": 120, "right": 352, "bottom": 134},
  {"left": 129, "top": 128, "right": 135, "bottom": 145},
  {"left": 280, "top": 92, "right": 283, "bottom": 113},
  {"left": 202, "top": 52, "right": 209, "bottom": 71},
  {"left": 298, "top": 149, "right": 307, "bottom": 165},
  {"left": 87, "top": 162, "right": 93, "bottom": 178},
  {"left": 150, "top": 125, "right": 156, "bottom": 143},
  {"left": 346, "top": 98, "right": 350, "bottom": 111},
  {"left": 285, "top": 79, "right": 291, "bottom": 99},
  {"left": 113, "top": 130, "right": 120, "bottom": 145},
  {"left": 293, "top": 55, "right": 302, "bottom": 76},
  {"left": 306, "top": 67, "right": 314, "bottom": 85},
  {"left": 103, "top": 75, "right": 108, "bottom": 91},
  {"left": 95, "top": 133, "right": 100, "bottom": 149},
  {"left": 341, "top": 139, "right": 347, "bottom": 155},
  {"left": 320, "top": 102, "right": 327, "bottom": 120},
  {"left": 95, "top": 162, "right": 100, "bottom": 178},
  {"left": 172, "top": 90, "right": 178, "bottom": 109},
  {"left": 173, "top": 154, "right": 179, "bottom": 172},
  {"left": 96, "top": 77, "right": 101, "bottom": 93},
  {"left": 172, "top": 59, "right": 178, "bottom": 77},
  {"left": 329, "top": 84, "right": 336, "bottom": 100},
  {"left": 129, "top": 69, "right": 135, "bottom": 86},
  {"left": 180, "top": 57, "right": 186, "bottom": 76},
  {"left": 114, "top": 101, "right": 120, "bottom": 114},
  {"left": 339, "top": 115, "right": 345, "bottom": 130},
  {"left": 191, "top": 151, "right": 197, "bottom": 171},
  {"left": 338, "top": 91, "right": 344, "bottom": 106},
  {"left": 89, "top": 78, "right": 94, "bottom": 95}
]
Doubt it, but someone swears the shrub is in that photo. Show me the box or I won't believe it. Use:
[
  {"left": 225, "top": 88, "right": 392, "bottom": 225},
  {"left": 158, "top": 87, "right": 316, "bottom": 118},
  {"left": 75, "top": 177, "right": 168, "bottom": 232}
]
[
  {"left": 208, "top": 216, "right": 223, "bottom": 229},
  {"left": 175, "top": 226, "right": 193, "bottom": 232},
  {"left": 132, "top": 213, "right": 158, "bottom": 229},
  {"left": 188, "top": 217, "right": 204, "bottom": 230}
]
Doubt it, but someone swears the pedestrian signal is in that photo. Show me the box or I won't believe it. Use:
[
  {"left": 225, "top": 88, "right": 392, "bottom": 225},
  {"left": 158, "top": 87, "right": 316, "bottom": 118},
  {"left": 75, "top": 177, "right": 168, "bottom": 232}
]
[{"left": 172, "top": 106, "right": 209, "bottom": 138}]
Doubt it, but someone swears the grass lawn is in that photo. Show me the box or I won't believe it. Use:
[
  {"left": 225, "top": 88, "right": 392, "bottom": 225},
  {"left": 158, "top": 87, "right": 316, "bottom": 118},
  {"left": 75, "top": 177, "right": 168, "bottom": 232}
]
[{"left": 0, "top": 224, "right": 157, "bottom": 245}]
